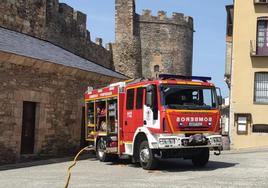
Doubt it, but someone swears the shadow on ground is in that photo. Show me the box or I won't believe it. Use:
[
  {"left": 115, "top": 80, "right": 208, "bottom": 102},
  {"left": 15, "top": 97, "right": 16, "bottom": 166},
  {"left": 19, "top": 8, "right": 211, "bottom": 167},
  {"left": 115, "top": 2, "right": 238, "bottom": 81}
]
[
  {"left": 0, "top": 152, "right": 238, "bottom": 173},
  {"left": 0, "top": 153, "right": 96, "bottom": 171},
  {"left": 107, "top": 158, "right": 238, "bottom": 172},
  {"left": 156, "top": 159, "right": 238, "bottom": 172}
]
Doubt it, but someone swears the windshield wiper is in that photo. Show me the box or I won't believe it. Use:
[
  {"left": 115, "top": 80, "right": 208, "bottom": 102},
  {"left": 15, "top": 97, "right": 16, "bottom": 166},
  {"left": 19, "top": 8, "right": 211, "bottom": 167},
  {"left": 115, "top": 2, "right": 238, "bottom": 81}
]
[{"left": 167, "top": 104, "right": 212, "bottom": 110}]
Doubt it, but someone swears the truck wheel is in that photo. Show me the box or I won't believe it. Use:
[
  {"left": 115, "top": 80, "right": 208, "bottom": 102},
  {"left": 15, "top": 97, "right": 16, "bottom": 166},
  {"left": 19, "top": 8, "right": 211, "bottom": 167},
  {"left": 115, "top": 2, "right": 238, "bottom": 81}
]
[
  {"left": 192, "top": 148, "right": 209, "bottom": 167},
  {"left": 139, "top": 140, "right": 157, "bottom": 170},
  {"left": 96, "top": 138, "right": 109, "bottom": 162}
]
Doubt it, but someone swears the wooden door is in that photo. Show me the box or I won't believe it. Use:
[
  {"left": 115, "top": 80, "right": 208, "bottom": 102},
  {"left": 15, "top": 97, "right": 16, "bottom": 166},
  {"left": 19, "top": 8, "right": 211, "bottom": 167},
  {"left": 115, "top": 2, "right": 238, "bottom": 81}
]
[
  {"left": 80, "top": 107, "right": 87, "bottom": 148},
  {"left": 257, "top": 20, "right": 268, "bottom": 55},
  {"left": 21, "top": 101, "right": 36, "bottom": 154}
]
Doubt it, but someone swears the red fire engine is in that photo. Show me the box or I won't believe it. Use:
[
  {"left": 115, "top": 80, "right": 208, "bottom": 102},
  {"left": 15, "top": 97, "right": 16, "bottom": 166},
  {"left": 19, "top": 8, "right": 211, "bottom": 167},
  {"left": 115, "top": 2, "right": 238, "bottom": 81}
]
[{"left": 84, "top": 74, "right": 223, "bottom": 170}]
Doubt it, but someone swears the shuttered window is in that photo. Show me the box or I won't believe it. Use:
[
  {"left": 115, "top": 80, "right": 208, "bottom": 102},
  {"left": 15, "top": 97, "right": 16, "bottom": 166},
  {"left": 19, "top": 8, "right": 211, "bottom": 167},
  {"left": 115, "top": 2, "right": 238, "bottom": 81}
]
[
  {"left": 254, "top": 72, "right": 268, "bottom": 103},
  {"left": 257, "top": 18, "right": 268, "bottom": 55}
]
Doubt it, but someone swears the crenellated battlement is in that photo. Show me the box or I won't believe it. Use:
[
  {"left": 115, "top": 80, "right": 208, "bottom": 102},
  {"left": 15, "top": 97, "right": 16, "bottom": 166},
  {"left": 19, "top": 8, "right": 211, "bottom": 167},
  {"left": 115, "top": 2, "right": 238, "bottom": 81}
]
[
  {"left": 58, "top": 3, "right": 74, "bottom": 18},
  {"left": 95, "top": 38, "right": 103, "bottom": 46},
  {"left": 142, "top": 9, "right": 152, "bottom": 16},
  {"left": 46, "top": 1, "right": 87, "bottom": 37},
  {"left": 45, "top": 0, "right": 108, "bottom": 49},
  {"left": 73, "top": 11, "right": 87, "bottom": 25},
  {"left": 139, "top": 9, "right": 193, "bottom": 29},
  {"left": 158, "top": 11, "right": 167, "bottom": 20}
]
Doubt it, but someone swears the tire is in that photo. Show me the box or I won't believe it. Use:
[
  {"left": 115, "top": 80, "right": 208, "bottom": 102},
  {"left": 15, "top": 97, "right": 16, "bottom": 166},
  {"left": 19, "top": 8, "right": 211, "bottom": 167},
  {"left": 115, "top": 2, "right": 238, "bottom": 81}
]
[
  {"left": 192, "top": 148, "right": 210, "bottom": 167},
  {"left": 96, "top": 138, "right": 110, "bottom": 162},
  {"left": 139, "top": 140, "right": 157, "bottom": 170}
]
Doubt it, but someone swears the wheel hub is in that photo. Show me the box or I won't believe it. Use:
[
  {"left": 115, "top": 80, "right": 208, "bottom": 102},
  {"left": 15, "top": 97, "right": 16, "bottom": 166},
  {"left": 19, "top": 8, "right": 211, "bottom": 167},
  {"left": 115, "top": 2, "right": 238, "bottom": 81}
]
[
  {"left": 140, "top": 147, "right": 150, "bottom": 163},
  {"left": 98, "top": 149, "right": 104, "bottom": 158},
  {"left": 98, "top": 140, "right": 106, "bottom": 158}
]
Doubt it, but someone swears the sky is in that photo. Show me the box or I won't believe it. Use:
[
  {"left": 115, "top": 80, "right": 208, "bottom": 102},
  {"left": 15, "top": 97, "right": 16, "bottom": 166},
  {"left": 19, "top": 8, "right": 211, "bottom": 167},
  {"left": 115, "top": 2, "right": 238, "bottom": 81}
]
[{"left": 61, "top": 0, "right": 233, "bottom": 97}]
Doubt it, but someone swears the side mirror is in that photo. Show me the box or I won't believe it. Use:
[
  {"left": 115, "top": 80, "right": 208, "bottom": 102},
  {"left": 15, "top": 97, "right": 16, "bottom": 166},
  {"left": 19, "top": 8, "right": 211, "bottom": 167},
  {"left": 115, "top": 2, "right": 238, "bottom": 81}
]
[
  {"left": 217, "top": 96, "right": 223, "bottom": 106},
  {"left": 146, "top": 85, "right": 159, "bottom": 120},
  {"left": 216, "top": 87, "right": 223, "bottom": 106}
]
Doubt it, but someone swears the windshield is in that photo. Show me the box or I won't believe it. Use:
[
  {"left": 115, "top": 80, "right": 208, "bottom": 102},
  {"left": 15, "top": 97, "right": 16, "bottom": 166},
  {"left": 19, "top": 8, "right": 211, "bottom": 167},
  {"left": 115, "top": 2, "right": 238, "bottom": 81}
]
[{"left": 160, "top": 84, "right": 218, "bottom": 110}]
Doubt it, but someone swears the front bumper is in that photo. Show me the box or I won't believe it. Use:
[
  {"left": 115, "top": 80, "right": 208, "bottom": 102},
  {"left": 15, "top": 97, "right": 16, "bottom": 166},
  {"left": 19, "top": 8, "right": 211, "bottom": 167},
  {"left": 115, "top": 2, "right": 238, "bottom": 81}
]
[{"left": 152, "top": 134, "right": 222, "bottom": 150}]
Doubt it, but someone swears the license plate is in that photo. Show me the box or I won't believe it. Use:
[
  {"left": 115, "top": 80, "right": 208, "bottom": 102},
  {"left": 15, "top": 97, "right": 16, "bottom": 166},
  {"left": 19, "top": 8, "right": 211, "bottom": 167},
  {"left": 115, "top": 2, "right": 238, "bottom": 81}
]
[{"left": 188, "top": 122, "right": 203, "bottom": 127}]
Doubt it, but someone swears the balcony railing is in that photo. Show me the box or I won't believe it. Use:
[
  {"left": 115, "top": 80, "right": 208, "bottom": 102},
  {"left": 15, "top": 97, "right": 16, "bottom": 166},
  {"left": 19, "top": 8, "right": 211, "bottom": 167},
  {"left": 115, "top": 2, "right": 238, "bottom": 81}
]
[
  {"left": 254, "top": 0, "right": 268, "bottom": 4},
  {"left": 250, "top": 40, "right": 257, "bottom": 56},
  {"left": 250, "top": 40, "right": 268, "bottom": 57}
]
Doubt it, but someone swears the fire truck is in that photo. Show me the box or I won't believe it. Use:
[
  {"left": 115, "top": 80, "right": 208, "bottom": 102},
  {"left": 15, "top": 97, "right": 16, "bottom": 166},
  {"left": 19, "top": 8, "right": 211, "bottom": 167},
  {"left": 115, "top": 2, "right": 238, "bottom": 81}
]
[{"left": 84, "top": 74, "right": 223, "bottom": 170}]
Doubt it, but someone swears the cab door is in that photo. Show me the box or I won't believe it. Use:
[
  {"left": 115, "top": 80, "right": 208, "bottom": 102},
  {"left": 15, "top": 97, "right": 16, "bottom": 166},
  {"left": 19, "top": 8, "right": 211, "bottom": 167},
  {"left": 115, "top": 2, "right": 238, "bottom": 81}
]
[
  {"left": 133, "top": 87, "right": 145, "bottom": 129},
  {"left": 123, "top": 88, "right": 136, "bottom": 141}
]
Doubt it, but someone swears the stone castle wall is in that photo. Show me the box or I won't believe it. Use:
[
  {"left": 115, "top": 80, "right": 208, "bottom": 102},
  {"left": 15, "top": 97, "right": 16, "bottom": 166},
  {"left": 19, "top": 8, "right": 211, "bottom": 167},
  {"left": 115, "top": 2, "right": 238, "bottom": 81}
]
[
  {"left": 0, "top": 0, "right": 194, "bottom": 78},
  {"left": 0, "top": 0, "right": 113, "bottom": 69}
]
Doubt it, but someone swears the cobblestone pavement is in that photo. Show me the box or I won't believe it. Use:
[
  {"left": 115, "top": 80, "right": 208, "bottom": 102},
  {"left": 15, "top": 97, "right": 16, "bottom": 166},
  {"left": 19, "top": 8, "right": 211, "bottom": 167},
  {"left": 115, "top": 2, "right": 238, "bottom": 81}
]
[{"left": 0, "top": 149, "right": 268, "bottom": 188}]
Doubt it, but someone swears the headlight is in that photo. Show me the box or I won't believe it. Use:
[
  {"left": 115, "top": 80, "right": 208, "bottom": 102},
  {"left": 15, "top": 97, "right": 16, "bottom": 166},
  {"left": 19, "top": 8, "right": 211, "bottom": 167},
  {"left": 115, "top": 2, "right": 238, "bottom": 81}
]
[
  {"left": 214, "top": 137, "right": 222, "bottom": 142},
  {"left": 159, "top": 138, "right": 176, "bottom": 145}
]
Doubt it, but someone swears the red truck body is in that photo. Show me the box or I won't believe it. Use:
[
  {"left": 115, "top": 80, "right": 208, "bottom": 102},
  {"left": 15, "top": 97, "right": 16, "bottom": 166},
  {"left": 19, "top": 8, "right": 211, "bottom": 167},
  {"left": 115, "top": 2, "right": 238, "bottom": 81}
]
[{"left": 84, "top": 75, "right": 223, "bottom": 169}]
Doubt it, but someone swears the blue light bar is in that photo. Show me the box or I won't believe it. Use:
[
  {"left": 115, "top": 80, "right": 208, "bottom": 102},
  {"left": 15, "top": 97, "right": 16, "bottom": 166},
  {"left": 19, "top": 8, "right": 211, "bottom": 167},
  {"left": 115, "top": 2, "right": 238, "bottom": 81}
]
[{"left": 159, "top": 74, "right": 212, "bottom": 82}]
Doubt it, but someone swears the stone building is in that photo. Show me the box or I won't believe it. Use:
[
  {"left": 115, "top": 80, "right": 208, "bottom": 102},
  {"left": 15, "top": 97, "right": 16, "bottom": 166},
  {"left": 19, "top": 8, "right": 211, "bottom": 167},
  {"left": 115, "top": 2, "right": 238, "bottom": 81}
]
[
  {"left": 0, "top": 27, "right": 126, "bottom": 164},
  {"left": 225, "top": 0, "right": 268, "bottom": 149},
  {"left": 0, "top": 0, "right": 127, "bottom": 164},
  {"left": 0, "top": 0, "right": 194, "bottom": 164},
  {"left": 113, "top": 0, "right": 194, "bottom": 78}
]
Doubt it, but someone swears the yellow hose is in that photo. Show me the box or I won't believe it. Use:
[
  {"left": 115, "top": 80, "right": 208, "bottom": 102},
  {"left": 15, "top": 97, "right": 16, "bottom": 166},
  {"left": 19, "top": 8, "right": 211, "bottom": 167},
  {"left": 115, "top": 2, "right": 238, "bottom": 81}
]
[{"left": 64, "top": 146, "right": 94, "bottom": 188}]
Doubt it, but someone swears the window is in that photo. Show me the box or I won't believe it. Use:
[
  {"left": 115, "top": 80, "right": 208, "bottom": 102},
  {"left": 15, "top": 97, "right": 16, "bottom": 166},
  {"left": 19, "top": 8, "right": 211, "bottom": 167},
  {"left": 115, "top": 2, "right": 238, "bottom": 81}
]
[
  {"left": 148, "top": 85, "right": 158, "bottom": 120},
  {"left": 254, "top": 0, "right": 268, "bottom": 4},
  {"left": 226, "top": 5, "right": 233, "bottom": 37},
  {"left": 235, "top": 114, "right": 251, "bottom": 135},
  {"left": 254, "top": 72, "right": 268, "bottom": 103},
  {"left": 126, "top": 89, "right": 134, "bottom": 110},
  {"left": 160, "top": 84, "right": 217, "bottom": 109},
  {"left": 136, "top": 87, "right": 144, "bottom": 109},
  {"left": 154, "top": 65, "right": 160, "bottom": 72},
  {"left": 86, "top": 102, "right": 94, "bottom": 125},
  {"left": 257, "top": 18, "right": 268, "bottom": 55},
  {"left": 253, "top": 124, "right": 268, "bottom": 133}
]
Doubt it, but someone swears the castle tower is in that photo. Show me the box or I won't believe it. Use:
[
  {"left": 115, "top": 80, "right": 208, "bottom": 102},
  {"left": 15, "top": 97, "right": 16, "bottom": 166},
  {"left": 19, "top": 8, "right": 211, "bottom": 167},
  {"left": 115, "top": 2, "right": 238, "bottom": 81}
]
[
  {"left": 115, "top": 0, "right": 135, "bottom": 42},
  {"left": 139, "top": 11, "right": 194, "bottom": 78},
  {"left": 113, "top": 0, "right": 193, "bottom": 79},
  {"left": 113, "top": 0, "right": 142, "bottom": 78}
]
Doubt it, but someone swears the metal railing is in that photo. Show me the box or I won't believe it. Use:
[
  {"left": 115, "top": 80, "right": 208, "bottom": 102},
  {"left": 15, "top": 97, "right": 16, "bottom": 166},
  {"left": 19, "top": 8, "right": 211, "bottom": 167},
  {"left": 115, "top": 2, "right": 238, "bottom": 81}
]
[
  {"left": 250, "top": 40, "right": 257, "bottom": 56},
  {"left": 250, "top": 40, "right": 268, "bottom": 57},
  {"left": 254, "top": 0, "right": 268, "bottom": 4}
]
